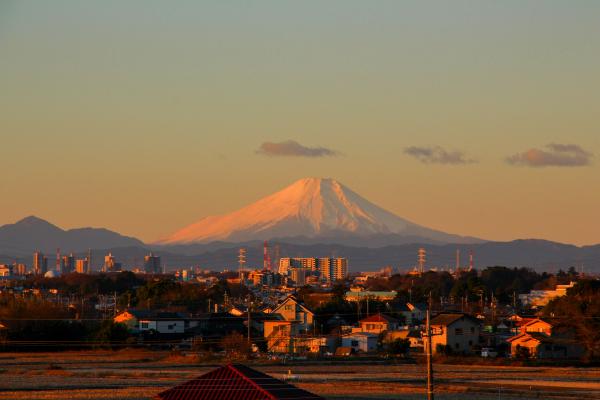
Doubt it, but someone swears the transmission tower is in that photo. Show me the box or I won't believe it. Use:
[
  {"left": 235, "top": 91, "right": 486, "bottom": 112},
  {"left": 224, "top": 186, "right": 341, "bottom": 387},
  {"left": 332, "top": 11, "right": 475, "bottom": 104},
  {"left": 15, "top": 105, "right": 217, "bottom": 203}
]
[
  {"left": 469, "top": 250, "right": 474, "bottom": 271},
  {"left": 238, "top": 248, "right": 247, "bottom": 280},
  {"left": 418, "top": 247, "right": 426, "bottom": 274}
]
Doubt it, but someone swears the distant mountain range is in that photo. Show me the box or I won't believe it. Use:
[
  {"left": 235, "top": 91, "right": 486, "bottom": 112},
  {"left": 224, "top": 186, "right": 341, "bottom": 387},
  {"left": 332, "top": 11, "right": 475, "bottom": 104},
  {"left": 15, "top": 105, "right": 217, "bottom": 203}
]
[
  {"left": 157, "top": 177, "right": 482, "bottom": 246},
  {"left": 158, "top": 239, "right": 600, "bottom": 273},
  {"left": 0, "top": 216, "right": 144, "bottom": 256},
  {"left": 0, "top": 178, "right": 598, "bottom": 272},
  {"left": 2, "top": 238, "right": 596, "bottom": 273}
]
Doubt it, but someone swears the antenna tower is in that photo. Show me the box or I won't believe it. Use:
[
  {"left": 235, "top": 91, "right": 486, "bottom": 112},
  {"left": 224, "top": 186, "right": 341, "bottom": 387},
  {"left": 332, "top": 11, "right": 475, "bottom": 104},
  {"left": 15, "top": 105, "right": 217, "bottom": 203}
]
[
  {"left": 56, "top": 248, "right": 61, "bottom": 272},
  {"left": 469, "top": 250, "right": 474, "bottom": 271},
  {"left": 455, "top": 249, "right": 460, "bottom": 274},
  {"left": 418, "top": 247, "right": 426, "bottom": 274},
  {"left": 238, "top": 248, "right": 247, "bottom": 280},
  {"left": 274, "top": 244, "right": 280, "bottom": 269}
]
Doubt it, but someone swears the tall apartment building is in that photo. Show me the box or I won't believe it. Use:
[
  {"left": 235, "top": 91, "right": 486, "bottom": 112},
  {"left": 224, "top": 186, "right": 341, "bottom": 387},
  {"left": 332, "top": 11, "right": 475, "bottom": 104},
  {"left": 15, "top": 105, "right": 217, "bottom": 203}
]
[
  {"left": 75, "top": 258, "right": 89, "bottom": 274},
  {"left": 61, "top": 253, "right": 75, "bottom": 274},
  {"left": 279, "top": 257, "right": 348, "bottom": 282},
  {"left": 289, "top": 267, "right": 308, "bottom": 286},
  {"left": 33, "top": 251, "right": 48, "bottom": 275},
  {"left": 103, "top": 253, "right": 122, "bottom": 272},
  {"left": 333, "top": 258, "right": 348, "bottom": 281},
  {"left": 0, "top": 264, "right": 12, "bottom": 277},
  {"left": 143, "top": 253, "right": 161, "bottom": 274},
  {"left": 15, "top": 263, "right": 27, "bottom": 275}
]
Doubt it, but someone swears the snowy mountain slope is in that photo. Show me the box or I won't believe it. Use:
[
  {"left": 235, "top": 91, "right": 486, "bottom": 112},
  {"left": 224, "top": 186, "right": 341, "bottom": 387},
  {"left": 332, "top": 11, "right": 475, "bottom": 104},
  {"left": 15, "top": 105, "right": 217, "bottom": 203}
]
[{"left": 157, "top": 178, "right": 481, "bottom": 245}]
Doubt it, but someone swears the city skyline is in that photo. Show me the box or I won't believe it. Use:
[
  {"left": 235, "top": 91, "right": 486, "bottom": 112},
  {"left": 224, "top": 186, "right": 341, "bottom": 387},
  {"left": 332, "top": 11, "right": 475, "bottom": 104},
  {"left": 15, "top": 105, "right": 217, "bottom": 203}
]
[{"left": 1, "top": 1, "right": 599, "bottom": 245}]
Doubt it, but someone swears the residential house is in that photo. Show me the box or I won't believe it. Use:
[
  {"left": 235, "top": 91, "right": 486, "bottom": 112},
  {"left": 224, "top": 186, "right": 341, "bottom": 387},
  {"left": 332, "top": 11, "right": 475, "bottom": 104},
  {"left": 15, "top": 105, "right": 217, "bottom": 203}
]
[
  {"left": 114, "top": 309, "right": 153, "bottom": 331},
  {"left": 264, "top": 320, "right": 293, "bottom": 353},
  {"left": 406, "top": 303, "right": 427, "bottom": 325},
  {"left": 270, "top": 295, "right": 314, "bottom": 333},
  {"left": 506, "top": 318, "right": 584, "bottom": 359},
  {"left": 386, "top": 329, "right": 423, "bottom": 351},
  {"left": 264, "top": 295, "right": 315, "bottom": 353},
  {"left": 507, "top": 332, "right": 584, "bottom": 359},
  {"left": 355, "top": 313, "right": 400, "bottom": 334},
  {"left": 184, "top": 312, "right": 245, "bottom": 349},
  {"left": 341, "top": 332, "right": 379, "bottom": 353},
  {"left": 114, "top": 310, "right": 186, "bottom": 334},
  {"left": 519, "top": 318, "right": 553, "bottom": 335},
  {"left": 429, "top": 313, "right": 480, "bottom": 355},
  {"left": 345, "top": 290, "right": 397, "bottom": 302}
]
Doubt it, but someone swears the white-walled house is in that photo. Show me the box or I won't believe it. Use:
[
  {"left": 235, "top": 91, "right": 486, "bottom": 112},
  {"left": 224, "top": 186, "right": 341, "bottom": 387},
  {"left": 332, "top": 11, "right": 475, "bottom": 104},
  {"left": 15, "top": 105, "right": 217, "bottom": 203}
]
[
  {"left": 114, "top": 310, "right": 186, "bottom": 334},
  {"left": 342, "top": 332, "right": 379, "bottom": 353}
]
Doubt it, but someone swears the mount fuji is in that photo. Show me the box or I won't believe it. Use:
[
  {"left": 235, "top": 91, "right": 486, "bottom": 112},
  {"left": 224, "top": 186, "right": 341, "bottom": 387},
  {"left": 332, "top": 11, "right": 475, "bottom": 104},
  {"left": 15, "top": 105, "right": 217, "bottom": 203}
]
[{"left": 157, "top": 178, "right": 482, "bottom": 246}]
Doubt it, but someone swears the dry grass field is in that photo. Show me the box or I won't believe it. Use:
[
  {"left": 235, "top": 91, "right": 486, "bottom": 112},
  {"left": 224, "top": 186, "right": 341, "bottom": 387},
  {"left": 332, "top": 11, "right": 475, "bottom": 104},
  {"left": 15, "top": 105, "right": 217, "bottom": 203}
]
[{"left": 0, "top": 351, "right": 599, "bottom": 399}]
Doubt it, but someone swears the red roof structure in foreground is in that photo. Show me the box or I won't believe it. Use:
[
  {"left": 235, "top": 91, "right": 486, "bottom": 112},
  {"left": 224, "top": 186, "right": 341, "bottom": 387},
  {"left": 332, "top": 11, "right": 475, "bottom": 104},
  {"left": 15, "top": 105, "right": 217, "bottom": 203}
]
[{"left": 156, "top": 363, "right": 323, "bottom": 400}]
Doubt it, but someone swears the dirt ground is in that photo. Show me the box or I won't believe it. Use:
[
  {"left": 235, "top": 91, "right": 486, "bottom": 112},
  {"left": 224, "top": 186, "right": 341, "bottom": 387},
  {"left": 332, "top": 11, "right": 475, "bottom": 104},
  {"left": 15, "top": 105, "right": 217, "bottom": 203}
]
[{"left": 0, "top": 351, "right": 599, "bottom": 399}]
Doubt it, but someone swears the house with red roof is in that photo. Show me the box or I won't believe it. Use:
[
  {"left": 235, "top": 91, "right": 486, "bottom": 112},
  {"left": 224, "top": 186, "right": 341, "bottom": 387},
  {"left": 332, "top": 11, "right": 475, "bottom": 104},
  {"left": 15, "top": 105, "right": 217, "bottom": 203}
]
[
  {"left": 155, "top": 363, "right": 323, "bottom": 400},
  {"left": 355, "top": 313, "right": 400, "bottom": 334}
]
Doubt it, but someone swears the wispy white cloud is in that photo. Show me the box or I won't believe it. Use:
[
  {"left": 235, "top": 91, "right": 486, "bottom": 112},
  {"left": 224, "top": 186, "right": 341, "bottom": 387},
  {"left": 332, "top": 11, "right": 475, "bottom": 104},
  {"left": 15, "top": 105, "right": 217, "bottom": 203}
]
[
  {"left": 404, "top": 146, "right": 476, "bottom": 165},
  {"left": 256, "top": 140, "right": 339, "bottom": 157},
  {"left": 506, "top": 143, "right": 593, "bottom": 167}
]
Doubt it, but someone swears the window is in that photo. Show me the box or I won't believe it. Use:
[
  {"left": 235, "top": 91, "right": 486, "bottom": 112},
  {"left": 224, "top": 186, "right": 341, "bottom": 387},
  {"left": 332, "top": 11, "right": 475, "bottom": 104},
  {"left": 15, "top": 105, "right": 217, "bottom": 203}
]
[
  {"left": 455, "top": 343, "right": 460, "bottom": 349},
  {"left": 168, "top": 324, "right": 174, "bottom": 330},
  {"left": 351, "top": 340, "right": 359, "bottom": 347},
  {"left": 468, "top": 340, "right": 473, "bottom": 346},
  {"left": 141, "top": 322, "right": 149, "bottom": 329},
  {"left": 455, "top": 328, "right": 463, "bottom": 336},
  {"left": 284, "top": 305, "right": 293, "bottom": 311},
  {"left": 470, "top": 327, "right": 475, "bottom": 334}
]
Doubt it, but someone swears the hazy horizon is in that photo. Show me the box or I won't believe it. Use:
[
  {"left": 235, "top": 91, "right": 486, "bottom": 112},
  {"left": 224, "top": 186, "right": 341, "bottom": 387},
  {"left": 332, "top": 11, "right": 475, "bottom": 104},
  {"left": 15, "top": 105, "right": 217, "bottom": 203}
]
[{"left": 2, "top": 1, "right": 599, "bottom": 245}]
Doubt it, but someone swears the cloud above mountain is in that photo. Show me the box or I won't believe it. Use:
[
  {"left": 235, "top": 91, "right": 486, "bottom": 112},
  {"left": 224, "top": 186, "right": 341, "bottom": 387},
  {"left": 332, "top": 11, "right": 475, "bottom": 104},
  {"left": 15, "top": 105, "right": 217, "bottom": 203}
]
[
  {"left": 404, "top": 146, "right": 476, "bottom": 165},
  {"left": 256, "top": 140, "right": 339, "bottom": 157},
  {"left": 506, "top": 144, "right": 593, "bottom": 167}
]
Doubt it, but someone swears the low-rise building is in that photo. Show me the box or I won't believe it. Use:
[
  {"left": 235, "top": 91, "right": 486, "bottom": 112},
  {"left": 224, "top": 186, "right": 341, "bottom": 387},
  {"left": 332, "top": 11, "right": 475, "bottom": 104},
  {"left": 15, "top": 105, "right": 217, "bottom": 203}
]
[
  {"left": 430, "top": 313, "right": 480, "bottom": 355},
  {"left": 519, "top": 318, "right": 553, "bottom": 335},
  {"left": 507, "top": 332, "right": 584, "bottom": 359},
  {"left": 265, "top": 295, "right": 316, "bottom": 353},
  {"left": 345, "top": 290, "right": 397, "bottom": 302},
  {"left": 342, "top": 332, "right": 379, "bottom": 353},
  {"left": 385, "top": 329, "right": 423, "bottom": 350},
  {"left": 114, "top": 310, "right": 185, "bottom": 334},
  {"left": 271, "top": 295, "right": 314, "bottom": 333},
  {"left": 356, "top": 313, "right": 400, "bottom": 334},
  {"left": 519, "top": 282, "right": 575, "bottom": 307}
]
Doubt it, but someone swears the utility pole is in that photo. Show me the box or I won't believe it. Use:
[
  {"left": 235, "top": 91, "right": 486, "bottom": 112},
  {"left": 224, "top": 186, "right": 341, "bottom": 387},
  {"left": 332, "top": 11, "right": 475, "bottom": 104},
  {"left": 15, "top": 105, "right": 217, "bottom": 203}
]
[
  {"left": 247, "top": 297, "right": 252, "bottom": 344},
  {"left": 424, "top": 292, "right": 441, "bottom": 400},
  {"left": 356, "top": 291, "right": 361, "bottom": 320},
  {"left": 425, "top": 304, "right": 434, "bottom": 400}
]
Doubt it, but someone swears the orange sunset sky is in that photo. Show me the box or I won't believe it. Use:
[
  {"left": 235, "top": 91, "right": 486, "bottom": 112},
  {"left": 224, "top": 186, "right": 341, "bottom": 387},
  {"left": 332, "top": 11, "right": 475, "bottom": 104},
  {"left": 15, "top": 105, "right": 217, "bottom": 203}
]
[{"left": 1, "top": 1, "right": 599, "bottom": 245}]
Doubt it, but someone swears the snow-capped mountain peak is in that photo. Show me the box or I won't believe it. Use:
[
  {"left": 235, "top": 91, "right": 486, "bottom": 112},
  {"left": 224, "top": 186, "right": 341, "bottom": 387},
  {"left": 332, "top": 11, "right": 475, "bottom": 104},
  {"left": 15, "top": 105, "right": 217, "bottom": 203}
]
[{"left": 157, "top": 177, "right": 478, "bottom": 245}]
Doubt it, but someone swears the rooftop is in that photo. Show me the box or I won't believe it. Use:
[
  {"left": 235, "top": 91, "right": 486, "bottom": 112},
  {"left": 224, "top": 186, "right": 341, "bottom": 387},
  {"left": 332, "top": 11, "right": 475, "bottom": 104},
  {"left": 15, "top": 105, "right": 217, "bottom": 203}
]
[
  {"left": 156, "top": 363, "right": 323, "bottom": 400},
  {"left": 359, "top": 313, "right": 399, "bottom": 324},
  {"left": 430, "top": 313, "right": 479, "bottom": 327}
]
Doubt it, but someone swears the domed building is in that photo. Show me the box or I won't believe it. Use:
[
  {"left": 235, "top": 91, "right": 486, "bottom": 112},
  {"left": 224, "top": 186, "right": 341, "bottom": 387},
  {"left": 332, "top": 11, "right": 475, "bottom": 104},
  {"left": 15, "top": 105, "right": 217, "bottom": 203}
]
[{"left": 44, "top": 270, "right": 61, "bottom": 278}]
